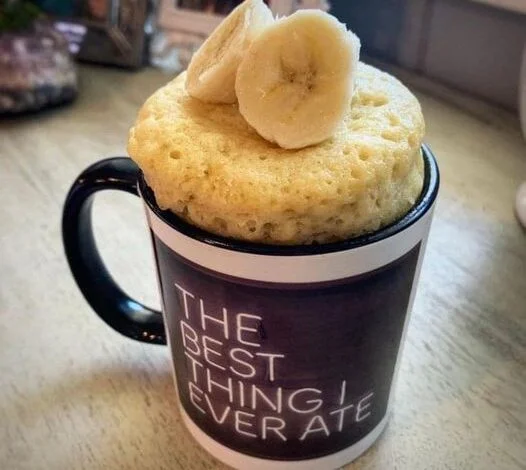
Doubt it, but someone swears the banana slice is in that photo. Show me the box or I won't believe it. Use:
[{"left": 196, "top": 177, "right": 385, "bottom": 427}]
[
  {"left": 186, "top": 0, "right": 274, "bottom": 104},
  {"left": 236, "top": 10, "right": 360, "bottom": 149}
]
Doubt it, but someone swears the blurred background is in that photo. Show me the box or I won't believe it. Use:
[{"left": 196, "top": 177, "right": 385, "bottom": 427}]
[
  {"left": 1, "top": 0, "right": 525, "bottom": 118},
  {"left": 1, "top": 3, "right": 526, "bottom": 469}
]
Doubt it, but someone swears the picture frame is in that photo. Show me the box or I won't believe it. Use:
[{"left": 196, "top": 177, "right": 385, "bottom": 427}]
[
  {"left": 38, "top": 0, "right": 149, "bottom": 68},
  {"left": 156, "top": 0, "right": 329, "bottom": 68}
]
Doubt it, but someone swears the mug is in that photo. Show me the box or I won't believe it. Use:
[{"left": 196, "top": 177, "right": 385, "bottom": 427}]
[{"left": 62, "top": 145, "right": 439, "bottom": 469}]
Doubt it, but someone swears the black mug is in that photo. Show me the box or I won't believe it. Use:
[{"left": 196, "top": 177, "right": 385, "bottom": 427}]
[{"left": 62, "top": 146, "right": 439, "bottom": 469}]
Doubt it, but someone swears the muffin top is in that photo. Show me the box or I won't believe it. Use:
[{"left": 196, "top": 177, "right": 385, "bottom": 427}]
[{"left": 128, "top": 63, "right": 425, "bottom": 244}]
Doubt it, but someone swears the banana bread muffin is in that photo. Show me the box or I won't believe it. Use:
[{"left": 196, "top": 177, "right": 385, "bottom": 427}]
[{"left": 128, "top": 63, "right": 424, "bottom": 244}]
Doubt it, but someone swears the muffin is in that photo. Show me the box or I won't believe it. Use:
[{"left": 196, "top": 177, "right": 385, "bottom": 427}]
[{"left": 128, "top": 62, "right": 424, "bottom": 245}]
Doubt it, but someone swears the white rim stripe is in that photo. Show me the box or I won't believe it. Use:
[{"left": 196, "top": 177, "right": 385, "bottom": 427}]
[
  {"left": 145, "top": 205, "right": 434, "bottom": 283},
  {"left": 180, "top": 407, "right": 389, "bottom": 470}
]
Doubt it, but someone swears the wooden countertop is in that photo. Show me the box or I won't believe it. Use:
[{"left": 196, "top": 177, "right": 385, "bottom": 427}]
[{"left": 1, "top": 65, "right": 525, "bottom": 470}]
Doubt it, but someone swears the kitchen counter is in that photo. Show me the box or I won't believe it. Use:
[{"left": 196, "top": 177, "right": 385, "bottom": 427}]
[{"left": 1, "top": 65, "right": 525, "bottom": 470}]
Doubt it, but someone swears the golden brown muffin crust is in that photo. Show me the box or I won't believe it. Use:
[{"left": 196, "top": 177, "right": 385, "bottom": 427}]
[{"left": 128, "top": 63, "right": 425, "bottom": 244}]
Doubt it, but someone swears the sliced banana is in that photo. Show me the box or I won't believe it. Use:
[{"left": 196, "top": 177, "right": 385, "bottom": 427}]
[
  {"left": 236, "top": 10, "right": 360, "bottom": 149},
  {"left": 186, "top": 0, "right": 274, "bottom": 104}
]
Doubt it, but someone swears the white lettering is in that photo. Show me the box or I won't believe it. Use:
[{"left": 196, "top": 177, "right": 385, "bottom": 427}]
[
  {"left": 229, "top": 348, "right": 256, "bottom": 378},
  {"left": 200, "top": 299, "right": 229, "bottom": 340},
  {"left": 188, "top": 382, "right": 205, "bottom": 414},
  {"left": 238, "top": 380, "right": 246, "bottom": 407},
  {"left": 234, "top": 410, "right": 257, "bottom": 438},
  {"left": 329, "top": 403, "right": 354, "bottom": 431},
  {"left": 299, "top": 415, "right": 330, "bottom": 441},
  {"left": 174, "top": 283, "right": 194, "bottom": 319},
  {"left": 184, "top": 351, "right": 203, "bottom": 383},
  {"left": 236, "top": 313, "right": 262, "bottom": 348},
  {"left": 288, "top": 388, "right": 323, "bottom": 414},
  {"left": 262, "top": 417, "right": 287, "bottom": 441},
  {"left": 180, "top": 320, "right": 200, "bottom": 356},
  {"left": 356, "top": 392, "right": 374, "bottom": 422},
  {"left": 203, "top": 335, "right": 225, "bottom": 371},
  {"left": 251, "top": 385, "right": 282, "bottom": 412},
  {"left": 255, "top": 352, "right": 285, "bottom": 382},
  {"left": 206, "top": 368, "right": 233, "bottom": 403},
  {"left": 339, "top": 380, "right": 347, "bottom": 405},
  {"left": 204, "top": 394, "right": 231, "bottom": 424}
]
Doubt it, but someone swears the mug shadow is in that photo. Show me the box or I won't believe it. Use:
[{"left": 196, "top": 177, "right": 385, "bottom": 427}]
[
  {"left": 11, "top": 361, "right": 394, "bottom": 470},
  {"left": 11, "top": 361, "right": 227, "bottom": 470}
]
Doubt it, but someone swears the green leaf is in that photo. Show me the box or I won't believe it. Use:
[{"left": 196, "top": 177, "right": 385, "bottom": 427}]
[{"left": 0, "top": 1, "right": 42, "bottom": 32}]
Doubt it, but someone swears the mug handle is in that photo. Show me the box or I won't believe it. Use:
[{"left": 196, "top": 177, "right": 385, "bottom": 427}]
[{"left": 62, "top": 157, "right": 166, "bottom": 345}]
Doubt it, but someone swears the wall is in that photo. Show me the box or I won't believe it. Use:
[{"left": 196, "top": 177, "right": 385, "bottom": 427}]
[{"left": 331, "top": 0, "right": 526, "bottom": 110}]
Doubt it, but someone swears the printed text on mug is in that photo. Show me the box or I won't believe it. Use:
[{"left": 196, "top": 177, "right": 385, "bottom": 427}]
[{"left": 174, "top": 282, "right": 375, "bottom": 441}]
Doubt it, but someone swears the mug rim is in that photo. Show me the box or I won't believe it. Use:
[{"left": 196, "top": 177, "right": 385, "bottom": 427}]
[{"left": 139, "top": 144, "right": 439, "bottom": 256}]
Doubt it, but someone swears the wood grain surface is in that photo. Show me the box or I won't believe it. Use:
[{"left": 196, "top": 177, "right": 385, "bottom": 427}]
[{"left": 1, "top": 65, "right": 525, "bottom": 470}]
